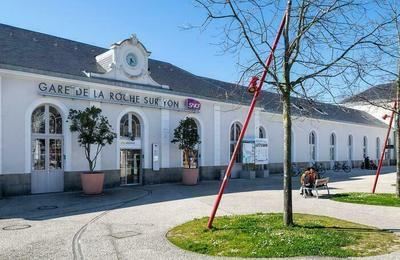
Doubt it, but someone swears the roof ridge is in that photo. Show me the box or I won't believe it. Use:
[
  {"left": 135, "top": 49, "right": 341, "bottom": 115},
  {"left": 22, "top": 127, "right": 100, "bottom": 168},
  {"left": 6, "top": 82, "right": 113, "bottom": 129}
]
[{"left": 0, "top": 23, "right": 108, "bottom": 51}]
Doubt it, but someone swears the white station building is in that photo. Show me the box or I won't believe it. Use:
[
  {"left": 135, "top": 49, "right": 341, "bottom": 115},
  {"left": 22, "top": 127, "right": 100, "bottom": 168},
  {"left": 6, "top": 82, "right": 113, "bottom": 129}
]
[{"left": 0, "top": 24, "right": 389, "bottom": 195}]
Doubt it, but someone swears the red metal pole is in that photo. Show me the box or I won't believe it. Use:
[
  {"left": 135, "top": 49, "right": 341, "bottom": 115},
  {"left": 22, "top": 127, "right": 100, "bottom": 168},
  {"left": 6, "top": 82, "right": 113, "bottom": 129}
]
[
  {"left": 206, "top": 9, "right": 288, "bottom": 229},
  {"left": 372, "top": 101, "right": 397, "bottom": 193}
]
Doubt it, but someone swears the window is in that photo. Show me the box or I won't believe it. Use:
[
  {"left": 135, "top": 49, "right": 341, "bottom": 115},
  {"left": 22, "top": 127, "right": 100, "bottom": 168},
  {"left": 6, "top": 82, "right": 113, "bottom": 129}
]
[
  {"left": 258, "top": 126, "right": 266, "bottom": 139},
  {"left": 120, "top": 113, "right": 141, "bottom": 139},
  {"left": 309, "top": 131, "right": 317, "bottom": 162},
  {"left": 230, "top": 122, "right": 242, "bottom": 163},
  {"left": 348, "top": 135, "right": 353, "bottom": 162},
  {"left": 376, "top": 137, "right": 380, "bottom": 160},
  {"left": 31, "top": 105, "right": 63, "bottom": 171},
  {"left": 329, "top": 133, "right": 336, "bottom": 162},
  {"left": 363, "top": 136, "right": 368, "bottom": 158},
  {"left": 182, "top": 118, "right": 199, "bottom": 168},
  {"left": 385, "top": 138, "right": 391, "bottom": 160},
  {"left": 31, "top": 106, "right": 45, "bottom": 134}
]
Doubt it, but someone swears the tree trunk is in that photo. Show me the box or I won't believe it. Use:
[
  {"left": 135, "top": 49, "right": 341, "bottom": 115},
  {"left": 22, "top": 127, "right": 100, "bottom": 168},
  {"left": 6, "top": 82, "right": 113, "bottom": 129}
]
[
  {"left": 282, "top": 91, "right": 293, "bottom": 226},
  {"left": 282, "top": 0, "right": 293, "bottom": 226}
]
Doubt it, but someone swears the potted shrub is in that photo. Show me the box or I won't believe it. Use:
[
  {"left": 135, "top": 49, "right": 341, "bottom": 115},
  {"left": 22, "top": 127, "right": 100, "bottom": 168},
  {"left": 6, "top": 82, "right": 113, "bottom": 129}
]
[
  {"left": 68, "top": 106, "right": 116, "bottom": 195},
  {"left": 171, "top": 118, "right": 201, "bottom": 185}
]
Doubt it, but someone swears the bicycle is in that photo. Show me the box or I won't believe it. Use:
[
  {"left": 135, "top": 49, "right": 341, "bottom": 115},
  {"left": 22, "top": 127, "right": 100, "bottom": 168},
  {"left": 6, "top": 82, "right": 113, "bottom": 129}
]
[
  {"left": 333, "top": 161, "right": 351, "bottom": 173},
  {"left": 312, "top": 162, "right": 326, "bottom": 175},
  {"left": 291, "top": 163, "right": 304, "bottom": 177}
]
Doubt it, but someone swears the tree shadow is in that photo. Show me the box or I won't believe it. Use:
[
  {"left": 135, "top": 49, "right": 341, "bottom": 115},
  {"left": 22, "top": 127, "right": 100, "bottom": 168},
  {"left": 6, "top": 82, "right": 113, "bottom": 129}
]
[{"left": 0, "top": 166, "right": 396, "bottom": 222}]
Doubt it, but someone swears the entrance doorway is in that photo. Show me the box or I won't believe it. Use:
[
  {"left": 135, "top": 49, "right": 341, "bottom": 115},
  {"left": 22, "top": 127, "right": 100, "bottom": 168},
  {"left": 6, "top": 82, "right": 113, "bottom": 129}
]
[
  {"left": 120, "top": 149, "right": 141, "bottom": 185},
  {"left": 31, "top": 105, "right": 64, "bottom": 194}
]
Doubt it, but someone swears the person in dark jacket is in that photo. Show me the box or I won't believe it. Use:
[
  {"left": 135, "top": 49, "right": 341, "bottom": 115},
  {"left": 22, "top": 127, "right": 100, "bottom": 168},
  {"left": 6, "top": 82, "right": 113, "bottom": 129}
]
[
  {"left": 364, "top": 156, "right": 370, "bottom": 169},
  {"left": 301, "top": 170, "right": 314, "bottom": 196}
]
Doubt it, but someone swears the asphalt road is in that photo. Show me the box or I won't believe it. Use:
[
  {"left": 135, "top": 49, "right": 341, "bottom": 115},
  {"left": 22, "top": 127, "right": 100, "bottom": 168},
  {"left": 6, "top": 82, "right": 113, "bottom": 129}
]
[{"left": 0, "top": 167, "right": 399, "bottom": 259}]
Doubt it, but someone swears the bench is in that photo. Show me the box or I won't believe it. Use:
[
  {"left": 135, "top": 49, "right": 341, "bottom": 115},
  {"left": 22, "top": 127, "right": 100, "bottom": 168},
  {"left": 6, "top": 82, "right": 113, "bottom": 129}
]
[{"left": 302, "top": 177, "right": 330, "bottom": 198}]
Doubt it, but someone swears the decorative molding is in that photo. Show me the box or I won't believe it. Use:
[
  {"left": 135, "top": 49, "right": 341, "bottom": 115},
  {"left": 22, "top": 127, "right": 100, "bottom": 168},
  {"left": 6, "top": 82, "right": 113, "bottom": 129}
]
[{"left": 91, "top": 34, "right": 161, "bottom": 87}]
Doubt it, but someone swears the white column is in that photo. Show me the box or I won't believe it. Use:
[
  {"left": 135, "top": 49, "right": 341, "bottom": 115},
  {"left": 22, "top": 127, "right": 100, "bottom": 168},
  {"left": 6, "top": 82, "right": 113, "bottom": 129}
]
[
  {"left": 214, "top": 105, "right": 221, "bottom": 166},
  {"left": 161, "top": 109, "right": 170, "bottom": 168},
  {"left": 90, "top": 101, "right": 101, "bottom": 171}
]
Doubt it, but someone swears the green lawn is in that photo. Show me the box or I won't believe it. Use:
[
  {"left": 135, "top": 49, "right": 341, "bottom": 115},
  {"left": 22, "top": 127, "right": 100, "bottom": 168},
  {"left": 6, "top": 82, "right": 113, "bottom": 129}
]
[
  {"left": 331, "top": 193, "right": 400, "bottom": 207},
  {"left": 167, "top": 213, "right": 400, "bottom": 258}
]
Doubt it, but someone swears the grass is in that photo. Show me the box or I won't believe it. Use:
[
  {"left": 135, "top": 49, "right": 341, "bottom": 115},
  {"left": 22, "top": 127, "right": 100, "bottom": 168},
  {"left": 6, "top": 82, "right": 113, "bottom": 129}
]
[
  {"left": 331, "top": 193, "right": 400, "bottom": 207},
  {"left": 167, "top": 213, "right": 400, "bottom": 258}
]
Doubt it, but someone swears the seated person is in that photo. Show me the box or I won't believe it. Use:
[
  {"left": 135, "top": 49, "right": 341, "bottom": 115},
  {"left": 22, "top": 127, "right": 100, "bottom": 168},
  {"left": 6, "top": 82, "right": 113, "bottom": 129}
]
[
  {"left": 309, "top": 167, "right": 320, "bottom": 180},
  {"left": 300, "top": 170, "right": 314, "bottom": 196},
  {"left": 364, "top": 156, "right": 370, "bottom": 169},
  {"left": 370, "top": 160, "right": 377, "bottom": 170}
]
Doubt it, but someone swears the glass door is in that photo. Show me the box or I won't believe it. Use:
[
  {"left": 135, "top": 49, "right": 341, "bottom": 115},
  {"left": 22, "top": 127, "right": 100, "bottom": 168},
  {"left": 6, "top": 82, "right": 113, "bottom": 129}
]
[{"left": 120, "top": 149, "right": 141, "bottom": 185}]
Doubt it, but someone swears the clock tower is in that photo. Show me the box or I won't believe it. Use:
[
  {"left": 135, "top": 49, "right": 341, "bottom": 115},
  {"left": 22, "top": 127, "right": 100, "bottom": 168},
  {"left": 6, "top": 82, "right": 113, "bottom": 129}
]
[{"left": 88, "top": 34, "right": 162, "bottom": 87}]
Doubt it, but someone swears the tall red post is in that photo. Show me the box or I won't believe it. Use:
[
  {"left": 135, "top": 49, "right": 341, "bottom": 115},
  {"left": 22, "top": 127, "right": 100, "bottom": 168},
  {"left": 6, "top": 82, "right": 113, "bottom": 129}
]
[
  {"left": 206, "top": 9, "right": 288, "bottom": 229},
  {"left": 372, "top": 101, "right": 397, "bottom": 193}
]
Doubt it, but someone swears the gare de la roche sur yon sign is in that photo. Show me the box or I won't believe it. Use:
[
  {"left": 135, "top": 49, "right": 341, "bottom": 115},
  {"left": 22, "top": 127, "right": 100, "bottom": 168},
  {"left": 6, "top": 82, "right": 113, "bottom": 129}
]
[{"left": 38, "top": 82, "right": 190, "bottom": 111}]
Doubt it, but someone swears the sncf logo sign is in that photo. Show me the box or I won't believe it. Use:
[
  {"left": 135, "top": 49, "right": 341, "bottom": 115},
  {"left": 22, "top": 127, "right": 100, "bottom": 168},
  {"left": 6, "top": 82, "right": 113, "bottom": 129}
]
[{"left": 185, "top": 98, "right": 201, "bottom": 110}]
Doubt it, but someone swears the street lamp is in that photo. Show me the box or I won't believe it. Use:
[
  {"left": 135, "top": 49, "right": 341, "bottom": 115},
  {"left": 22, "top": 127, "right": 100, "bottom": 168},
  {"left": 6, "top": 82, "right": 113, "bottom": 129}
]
[{"left": 247, "top": 76, "right": 259, "bottom": 94}]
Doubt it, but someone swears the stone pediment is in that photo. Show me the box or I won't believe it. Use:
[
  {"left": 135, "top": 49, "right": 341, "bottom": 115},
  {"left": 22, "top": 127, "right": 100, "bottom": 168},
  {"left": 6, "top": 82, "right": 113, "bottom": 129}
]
[{"left": 88, "top": 34, "right": 162, "bottom": 87}]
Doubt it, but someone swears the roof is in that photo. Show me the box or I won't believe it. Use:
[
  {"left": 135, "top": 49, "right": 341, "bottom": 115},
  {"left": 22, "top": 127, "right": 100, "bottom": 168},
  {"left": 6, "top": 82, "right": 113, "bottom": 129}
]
[
  {"left": 341, "top": 83, "right": 396, "bottom": 104},
  {"left": 0, "top": 23, "right": 386, "bottom": 128}
]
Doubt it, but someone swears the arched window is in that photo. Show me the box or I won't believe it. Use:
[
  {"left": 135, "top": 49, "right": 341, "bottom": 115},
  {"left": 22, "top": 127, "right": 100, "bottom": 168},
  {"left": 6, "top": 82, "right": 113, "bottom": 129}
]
[
  {"left": 31, "top": 106, "right": 45, "bottom": 134},
  {"left": 182, "top": 118, "right": 200, "bottom": 168},
  {"left": 348, "top": 135, "right": 353, "bottom": 162},
  {"left": 363, "top": 136, "right": 368, "bottom": 158},
  {"left": 309, "top": 131, "right": 317, "bottom": 162},
  {"left": 31, "top": 105, "right": 63, "bottom": 171},
  {"left": 385, "top": 138, "right": 391, "bottom": 160},
  {"left": 120, "top": 113, "right": 141, "bottom": 139},
  {"left": 376, "top": 137, "right": 380, "bottom": 160},
  {"left": 230, "top": 122, "right": 242, "bottom": 163},
  {"left": 329, "top": 133, "right": 336, "bottom": 162},
  {"left": 258, "top": 126, "right": 266, "bottom": 139}
]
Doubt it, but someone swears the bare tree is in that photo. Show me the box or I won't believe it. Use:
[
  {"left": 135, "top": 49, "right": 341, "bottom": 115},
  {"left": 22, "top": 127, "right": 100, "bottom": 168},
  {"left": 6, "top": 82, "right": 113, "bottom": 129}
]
[
  {"left": 194, "top": 0, "right": 392, "bottom": 225},
  {"left": 340, "top": 0, "right": 399, "bottom": 197}
]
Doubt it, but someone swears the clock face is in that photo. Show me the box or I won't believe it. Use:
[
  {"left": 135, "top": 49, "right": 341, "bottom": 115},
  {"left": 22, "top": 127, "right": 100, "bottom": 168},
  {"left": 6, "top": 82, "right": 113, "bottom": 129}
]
[{"left": 125, "top": 53, "right": 138, "bottom": 67}]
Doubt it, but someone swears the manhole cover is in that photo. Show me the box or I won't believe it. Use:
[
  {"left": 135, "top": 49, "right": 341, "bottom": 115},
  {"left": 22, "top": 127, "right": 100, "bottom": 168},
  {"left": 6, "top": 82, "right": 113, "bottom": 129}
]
[
  {"left": 37, "top": 205, "right": 58, "bottom": 210},
  {"left": 2, "top": 224, "right": 31, "bottom": 230},
  {"left": 110, "top": 231, "right": 141, "bottom": 239}
]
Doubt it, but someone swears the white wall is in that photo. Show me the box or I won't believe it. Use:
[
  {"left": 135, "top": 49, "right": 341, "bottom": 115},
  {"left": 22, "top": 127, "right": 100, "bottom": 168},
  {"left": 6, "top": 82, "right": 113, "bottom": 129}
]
[{"left": 0, "top": 70, "right": 388, "bottom": 175}]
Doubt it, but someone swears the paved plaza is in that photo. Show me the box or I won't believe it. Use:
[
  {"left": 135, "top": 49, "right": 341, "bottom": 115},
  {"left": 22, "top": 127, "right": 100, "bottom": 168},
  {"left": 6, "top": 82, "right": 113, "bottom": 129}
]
[{"left": 0, "top": 167, "right": 399, "bottom": 259}]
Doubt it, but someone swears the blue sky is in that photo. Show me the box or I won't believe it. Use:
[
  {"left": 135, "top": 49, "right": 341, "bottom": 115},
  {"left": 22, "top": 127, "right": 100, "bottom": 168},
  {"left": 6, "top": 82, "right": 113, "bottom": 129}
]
[{"left": 0, "top": 0, "right": 241, "bottom": 83}]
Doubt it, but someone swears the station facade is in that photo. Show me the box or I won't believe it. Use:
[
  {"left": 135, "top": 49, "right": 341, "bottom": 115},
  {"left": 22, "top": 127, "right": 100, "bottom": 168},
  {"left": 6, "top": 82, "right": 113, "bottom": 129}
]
[{"left": 0, "top": 24, "right": 389, "bottom": 196}]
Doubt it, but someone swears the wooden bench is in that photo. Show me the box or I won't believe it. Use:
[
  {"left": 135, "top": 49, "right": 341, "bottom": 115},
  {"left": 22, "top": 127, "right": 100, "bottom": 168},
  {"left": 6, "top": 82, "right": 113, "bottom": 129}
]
[{"left": 302, "top": 177, "right": 330, "bottom": 198}]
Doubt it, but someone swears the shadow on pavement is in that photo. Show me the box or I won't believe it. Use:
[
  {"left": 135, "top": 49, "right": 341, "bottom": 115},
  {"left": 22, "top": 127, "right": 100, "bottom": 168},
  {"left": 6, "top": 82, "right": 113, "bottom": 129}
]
[{"left": 0, "top": 166, "right": 395, "bottom": 222}]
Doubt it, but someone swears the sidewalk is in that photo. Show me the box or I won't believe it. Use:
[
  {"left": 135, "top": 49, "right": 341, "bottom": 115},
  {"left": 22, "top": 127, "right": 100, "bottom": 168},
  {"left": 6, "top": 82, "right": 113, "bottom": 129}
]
[{"left": 0, "top": 166, "right": 398, "bottom": 259}]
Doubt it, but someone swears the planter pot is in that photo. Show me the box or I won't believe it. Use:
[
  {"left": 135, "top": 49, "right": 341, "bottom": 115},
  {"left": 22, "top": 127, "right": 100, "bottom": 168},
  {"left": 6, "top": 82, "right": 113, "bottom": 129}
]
[
  {"left": 240, "top": 170, "right": 256, "bottom": 179},
  {"left": 182, "top": 168, "right": 199, "bottom": 185},
  {"left": 81, "top": 172, "right": 105, "bottom": 195}
]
